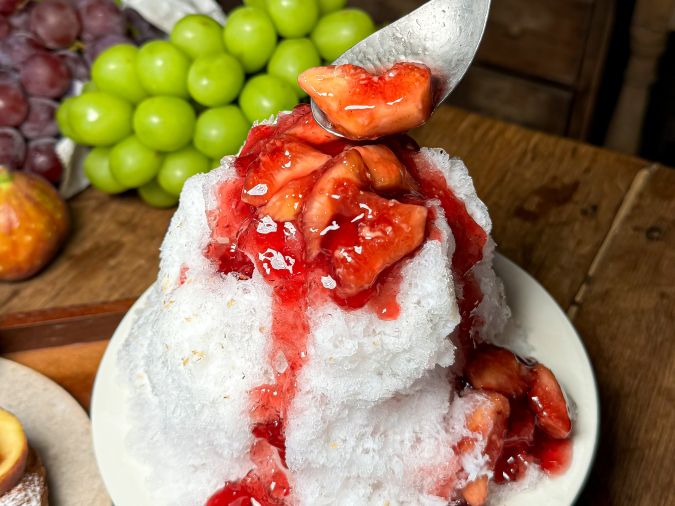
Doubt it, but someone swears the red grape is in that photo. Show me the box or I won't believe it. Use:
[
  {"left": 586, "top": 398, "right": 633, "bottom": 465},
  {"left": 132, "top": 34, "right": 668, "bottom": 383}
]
[
  {"left": 56, "top": 49, "right": 89, "bottom": 80},
  {"left": 0, "top": 31, "right": 46, "bottom": 69},
  {"left": 0, "top": 15, "right": 11, "bottom": 41},
  {"left": 20, "top": 52, "right": 71, "bottom": 98},
  {"left": 125, "top": 8, "right": 164, "bottom": 44},
  {"left": 0, "top": 126, "right": 25, "bottom": 169},
  {"left": 9, "top": 4, "right": 33, "bottom": 31},
  {"left": 0, "top": 0, "right": 21, "bottom": 16},
  {"left": 31, "top": 0, "right": 81, "bottom": 49},
  {"left": 77, "top": 0, "right": 125, "bottom": 43},
  {"left": 20, "top": 97, "right": 59, "bottom": 138},
  {"left": 23, "top": 137, "right": 64, "bottom": 184},
  {"left": 83, "top": 33, "right": 132, "bottom": 66},
  {"left": 0, "top": 83, "right": 27, "bottom": 126},
  {"left": 0, "top": 68, "right": 19, "bottom": 85}
]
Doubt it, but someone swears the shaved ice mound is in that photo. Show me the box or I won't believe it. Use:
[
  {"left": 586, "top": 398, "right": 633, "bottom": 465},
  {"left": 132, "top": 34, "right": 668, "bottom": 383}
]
[{"left": 118, "top": 104, "right": 573, "bottom": 506}]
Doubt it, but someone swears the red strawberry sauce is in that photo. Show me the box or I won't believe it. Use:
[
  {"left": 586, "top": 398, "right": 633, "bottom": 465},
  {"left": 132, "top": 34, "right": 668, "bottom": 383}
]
[{"left": 203, "top": 105, "right": 572, "bottom": 505}]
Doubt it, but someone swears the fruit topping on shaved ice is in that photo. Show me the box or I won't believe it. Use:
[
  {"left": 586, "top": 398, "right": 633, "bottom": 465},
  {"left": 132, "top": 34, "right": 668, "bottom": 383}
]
[{"left": 118, "top": 64, "right": 574, "bottom": 506}]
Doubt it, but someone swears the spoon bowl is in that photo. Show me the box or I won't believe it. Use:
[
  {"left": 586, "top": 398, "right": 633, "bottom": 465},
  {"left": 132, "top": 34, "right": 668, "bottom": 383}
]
[{"left": 311, "top": 0, "right": 491, "bottom": 138}]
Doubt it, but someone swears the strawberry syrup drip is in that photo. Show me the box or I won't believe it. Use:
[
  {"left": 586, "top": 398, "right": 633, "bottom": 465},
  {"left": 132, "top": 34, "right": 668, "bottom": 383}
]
[
  {"left": 389, "top": 136, "right": 488, "bottom": 355},
  {"left": 494, "top": 396, "right": 573, "bottom": 483}
]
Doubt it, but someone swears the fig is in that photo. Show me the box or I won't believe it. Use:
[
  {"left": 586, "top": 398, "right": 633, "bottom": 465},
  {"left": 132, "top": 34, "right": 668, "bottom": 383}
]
[{"left": 0, "top": 165, "right": 69, "bottom": 281}]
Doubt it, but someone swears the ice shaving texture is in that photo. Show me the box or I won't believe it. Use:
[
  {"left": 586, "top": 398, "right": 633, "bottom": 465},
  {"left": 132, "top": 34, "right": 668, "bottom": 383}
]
[
  {"left": 119, "top": 162, "right": 276, "bottom": 506},
  {"left": 118, "top": 110, "right": 512, "bottom": 506}
]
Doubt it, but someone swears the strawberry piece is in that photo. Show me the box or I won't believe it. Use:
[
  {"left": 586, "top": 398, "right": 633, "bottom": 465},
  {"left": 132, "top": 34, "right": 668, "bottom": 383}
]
[
  {"left": 457, "top": 390, "right": 511, "bottom": 467},
  {"left": 353, "top": 145, "right": 418, "bottom": 194},
  {"left": 461, "top": 476, "right": 488, "bottom": 506},
  {"left": 326, "top": 192, "right": 427, "bottom": 298},
  {"left": 298, "top": 63, "right": 433, "bottom": 140},
  {"left": 528, "top": 364, "right": 572, "bottom": 439},
  {"left": 530, "top": 433, "right": 573, "bottom": 476},
  {"left": 259, "top": 172, "right": 320, "bottom": 222},
  {"left": 241, "top": 135, "right": 331, "bottom": 207},
  {"left": 300, "top": 149, "right": 370, "bottom": 259},
  {"left": 285, "top": 108, "right": 342, "bottom": 146},
  {"left": 234, "top": 105, "right": 313, "bottom": 177},
  {"left": 465, "top": 346, "right": 533, "bottom": 398}
]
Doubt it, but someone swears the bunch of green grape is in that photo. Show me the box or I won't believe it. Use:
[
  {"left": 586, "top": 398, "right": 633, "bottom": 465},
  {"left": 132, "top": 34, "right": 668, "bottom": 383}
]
[{"left": 56, "top": 0, "right": 376, "bottom": 208}]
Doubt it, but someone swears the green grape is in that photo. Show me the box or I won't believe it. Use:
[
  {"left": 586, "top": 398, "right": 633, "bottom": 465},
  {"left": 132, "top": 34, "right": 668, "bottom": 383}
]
[
  {"left": 138, "top": 178, "right": 179, "bottom": 208},
  {"left": 92, "top": 45, "right": 148, "bottom": 104},
  {"left": 82, "top": 81, "right": 98, "bottom": 94},
  {"left": 267, "top": 0, "right": 318, "bottom": 38},
  {"left": 311, "top": 9, "right": 375, "bottom": 62},
  {"left": 223, "top": 7, "right": 277, "bottom": 74},
  {"left": 317, "top": 0, "right": 346, "bottom": 15},
  {"left": 188, "top": 53, "right": 245, "bottom": 107},
  {"left": 239, "top": 74, "right": 299, "bottom": 123},
  {"left": 243, "top": 0, "right": 267, "bottom": 10},
  {"left": 56, "top": 97, "right": 86, "bottom": 144},
  {"left": 84, "top": 147, "right": 129, "bottom": 194},
  {"left": 157, "top": 145, "right": 210, "bottom": 196},
  {"left": 109, "top": 135, "right": 164, "bottom": 188},
  {"left": 68, "top": 92, "right": 134, "bottom": 147},
  {"left": 133, "top": 97, "right": 196, "bottom": 152},
  {"left": 194, "top": 105, "right": 250, "bottom": 159},
  {"left": 171, "top": 14, "right": 225, "bottom": 59},
  {"left": 136, "top": 41, "right": 191, "bottom": 98},
  {"left": 267, "top": 38, "right": 321, "bottom": 97}
]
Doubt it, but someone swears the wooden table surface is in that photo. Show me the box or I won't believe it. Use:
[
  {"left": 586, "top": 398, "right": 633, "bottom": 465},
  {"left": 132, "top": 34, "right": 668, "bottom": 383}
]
[{"left": 2, "top": 105, "right": 673, "bottom": 506}]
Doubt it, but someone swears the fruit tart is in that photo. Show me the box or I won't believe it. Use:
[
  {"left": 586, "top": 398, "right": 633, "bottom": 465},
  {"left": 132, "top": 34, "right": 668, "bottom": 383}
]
[
  {"left": 0, "top": 408, "right": 48, "bottom": 506},
  {"left": 119, "top": 63, "right": 575, "bottom": 506}
]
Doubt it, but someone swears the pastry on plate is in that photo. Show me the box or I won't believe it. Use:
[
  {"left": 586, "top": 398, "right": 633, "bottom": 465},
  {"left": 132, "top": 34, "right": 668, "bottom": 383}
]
[{"left": 0, "top": 408, "right": 48, "bottom": 506}]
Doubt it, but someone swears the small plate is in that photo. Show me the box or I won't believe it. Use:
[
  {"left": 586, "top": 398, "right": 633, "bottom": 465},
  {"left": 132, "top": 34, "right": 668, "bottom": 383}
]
[
  {"left": 0, "top": 358, "right": 111, "bottom": 506},
  {"left": 91, "top": 253, "right": 599, "bottom": 506}
]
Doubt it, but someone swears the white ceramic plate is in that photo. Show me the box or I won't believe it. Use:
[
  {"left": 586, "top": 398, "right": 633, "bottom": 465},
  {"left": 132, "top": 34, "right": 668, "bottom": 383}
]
[
  {"left": 91, "top": 253, "right": 599, "bottom": 506},
  {"left": 0, "top": 358, "right": 111, "bottom": 506}
]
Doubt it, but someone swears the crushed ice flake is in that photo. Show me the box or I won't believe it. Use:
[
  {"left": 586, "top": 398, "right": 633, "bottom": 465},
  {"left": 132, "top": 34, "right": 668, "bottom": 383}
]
[
  {"left": 259, "top": 249, "right": 295, "bottom": 274},
  {"left": 321, "top": 275, "right": 337, "bottom": 289},
  {"left": 320, "top": 221, "right": 340, "bottom": 236},
  {"left": 344, "top": 105, "right": 376, "bottom": 110},
  {"left": 246, "top": 183, "right": 268, "bottom": 196},
  {"left": 354, "top": 246, "right": 363, "bottom": 254},
  {"left": 284, "top": 222, "right": 297, "bottom": 236},
  {"left": 257, "top": 215, "right": 278, "bottom": 234},
  {"left": 351, "top": 213, "right": 364, "bottom": 222},
  {"left": 387, "top": 97, "right": 404, "bottom": 105}
]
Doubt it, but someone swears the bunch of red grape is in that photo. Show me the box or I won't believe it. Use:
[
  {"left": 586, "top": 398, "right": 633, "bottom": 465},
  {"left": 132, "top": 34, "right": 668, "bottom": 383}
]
[{"left": 0, "top": 0, "right": 162, "bottom": 185}]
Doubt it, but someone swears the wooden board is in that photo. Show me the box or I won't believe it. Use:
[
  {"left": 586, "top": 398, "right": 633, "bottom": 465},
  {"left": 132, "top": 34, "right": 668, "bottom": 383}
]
[
  {"left": 446, "top": 65, "right": 573, "bottom": 135},
  {"left": 570, "top": 165, "right": 675, "bottom": 506},
  {"left": 0, "top": 190, "right": 172, "bottom": 316},
  {"left": 410, "top": 105, "right": 650, "bottom": 309}
]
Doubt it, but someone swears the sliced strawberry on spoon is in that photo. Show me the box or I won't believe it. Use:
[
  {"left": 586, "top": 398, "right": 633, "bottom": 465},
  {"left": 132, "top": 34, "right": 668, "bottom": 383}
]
[
  {"left": 353, "top": 145, "right": 419, "bottom": 194},
  {"left": 528, "top": 364, "right": 572, "bottom": 439},
  {"left": 299, "top": 63, "right": 433, "bottom": 140},
  {"left": 242, "top": 135, "right": 331, "bottom": 207},
  {"left": 465, "top": 346, "right": 533, "bottom": 398}
]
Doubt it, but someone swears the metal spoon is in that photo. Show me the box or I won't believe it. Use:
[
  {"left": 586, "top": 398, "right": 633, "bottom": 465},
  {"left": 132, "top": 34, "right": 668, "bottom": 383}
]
[{"left": 310, "top": 0, "right": 491, "bottom": 138}]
